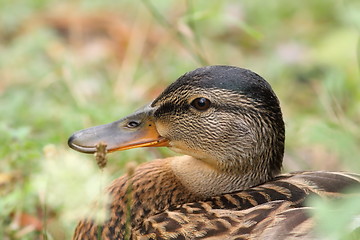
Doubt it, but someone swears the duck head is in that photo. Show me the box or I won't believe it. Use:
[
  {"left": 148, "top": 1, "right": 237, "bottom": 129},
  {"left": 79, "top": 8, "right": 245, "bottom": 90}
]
[{"left": 68, "top": 66, "right": 284, "bottom": 179}]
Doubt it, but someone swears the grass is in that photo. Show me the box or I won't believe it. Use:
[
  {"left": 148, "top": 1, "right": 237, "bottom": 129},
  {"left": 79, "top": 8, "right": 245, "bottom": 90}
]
[{"left": 0, "top": 0, "right": 359, "bottom": 239}]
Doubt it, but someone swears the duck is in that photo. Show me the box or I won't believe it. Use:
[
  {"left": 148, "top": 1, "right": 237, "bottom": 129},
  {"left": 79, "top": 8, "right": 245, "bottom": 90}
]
[{"left": 68, "top": 65, "right": 360, "bottom": 240}]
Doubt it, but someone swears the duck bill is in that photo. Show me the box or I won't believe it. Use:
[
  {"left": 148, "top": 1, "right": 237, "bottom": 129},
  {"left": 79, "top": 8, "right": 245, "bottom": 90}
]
[{"left": 68, "top": 106, "right": 169, "bottom": 154}]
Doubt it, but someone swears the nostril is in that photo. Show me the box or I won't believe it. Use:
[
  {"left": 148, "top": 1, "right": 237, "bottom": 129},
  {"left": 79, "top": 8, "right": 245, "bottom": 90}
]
[{"left": 127, "top": 120, "right": 140, "bottom": 128}]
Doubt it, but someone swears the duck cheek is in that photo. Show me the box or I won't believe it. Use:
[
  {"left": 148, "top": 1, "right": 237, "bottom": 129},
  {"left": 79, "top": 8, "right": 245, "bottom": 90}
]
[
  {"left": 155, "top": 119, "right": 187, "bottom": 140},
  {"left": 154, "top": 121, "right": 172, "bottom": 139}
]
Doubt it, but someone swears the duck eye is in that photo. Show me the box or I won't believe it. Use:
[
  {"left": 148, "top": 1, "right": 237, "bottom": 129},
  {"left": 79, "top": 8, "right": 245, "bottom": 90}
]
[{"left": 191, "top": 97, "right": 211, "bottom": 111}]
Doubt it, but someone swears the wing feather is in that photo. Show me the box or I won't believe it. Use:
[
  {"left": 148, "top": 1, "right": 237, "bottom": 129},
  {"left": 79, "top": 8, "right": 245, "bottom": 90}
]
[{"left": 134, "top": 172, "right": 360, "bottom": 239}]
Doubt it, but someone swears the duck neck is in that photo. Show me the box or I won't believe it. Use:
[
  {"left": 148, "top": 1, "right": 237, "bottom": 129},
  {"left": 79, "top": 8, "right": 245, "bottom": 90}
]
[{"left": 170, "top": 155, "right": 268, "bottom": 198}]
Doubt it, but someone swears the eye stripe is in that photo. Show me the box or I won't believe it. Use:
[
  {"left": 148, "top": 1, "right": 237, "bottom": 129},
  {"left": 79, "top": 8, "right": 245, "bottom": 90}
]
[
  {"left": 154, "top": 102, "right": 189, "bottom": 117},
  {"left": 154, "top": 101, "right": 256, "bottom": 118}
]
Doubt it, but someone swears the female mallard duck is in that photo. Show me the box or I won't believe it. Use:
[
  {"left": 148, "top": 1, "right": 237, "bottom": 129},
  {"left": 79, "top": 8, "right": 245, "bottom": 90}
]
[{"left": 68, "top": 66, "right": 360, "bottom": 239}]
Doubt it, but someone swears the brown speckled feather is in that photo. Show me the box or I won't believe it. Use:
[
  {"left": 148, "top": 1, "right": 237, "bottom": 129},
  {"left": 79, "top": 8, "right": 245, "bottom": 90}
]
[
  {"left": 135, "top": 171, "right": 360, "bottom": 240},
  {"left": 73, "top": 163, "right": 360, "bottom": 239}
]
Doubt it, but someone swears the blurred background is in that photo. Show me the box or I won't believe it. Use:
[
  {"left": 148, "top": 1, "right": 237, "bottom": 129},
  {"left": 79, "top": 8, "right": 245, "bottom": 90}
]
[{"left": 0, "top": 0, "right": 359, "bottom": 239}]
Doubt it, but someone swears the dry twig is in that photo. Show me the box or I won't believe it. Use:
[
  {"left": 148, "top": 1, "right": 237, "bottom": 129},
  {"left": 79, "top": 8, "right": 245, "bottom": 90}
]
[{"left": 95, "top": 143, "right": 108, "bottom": 169}]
